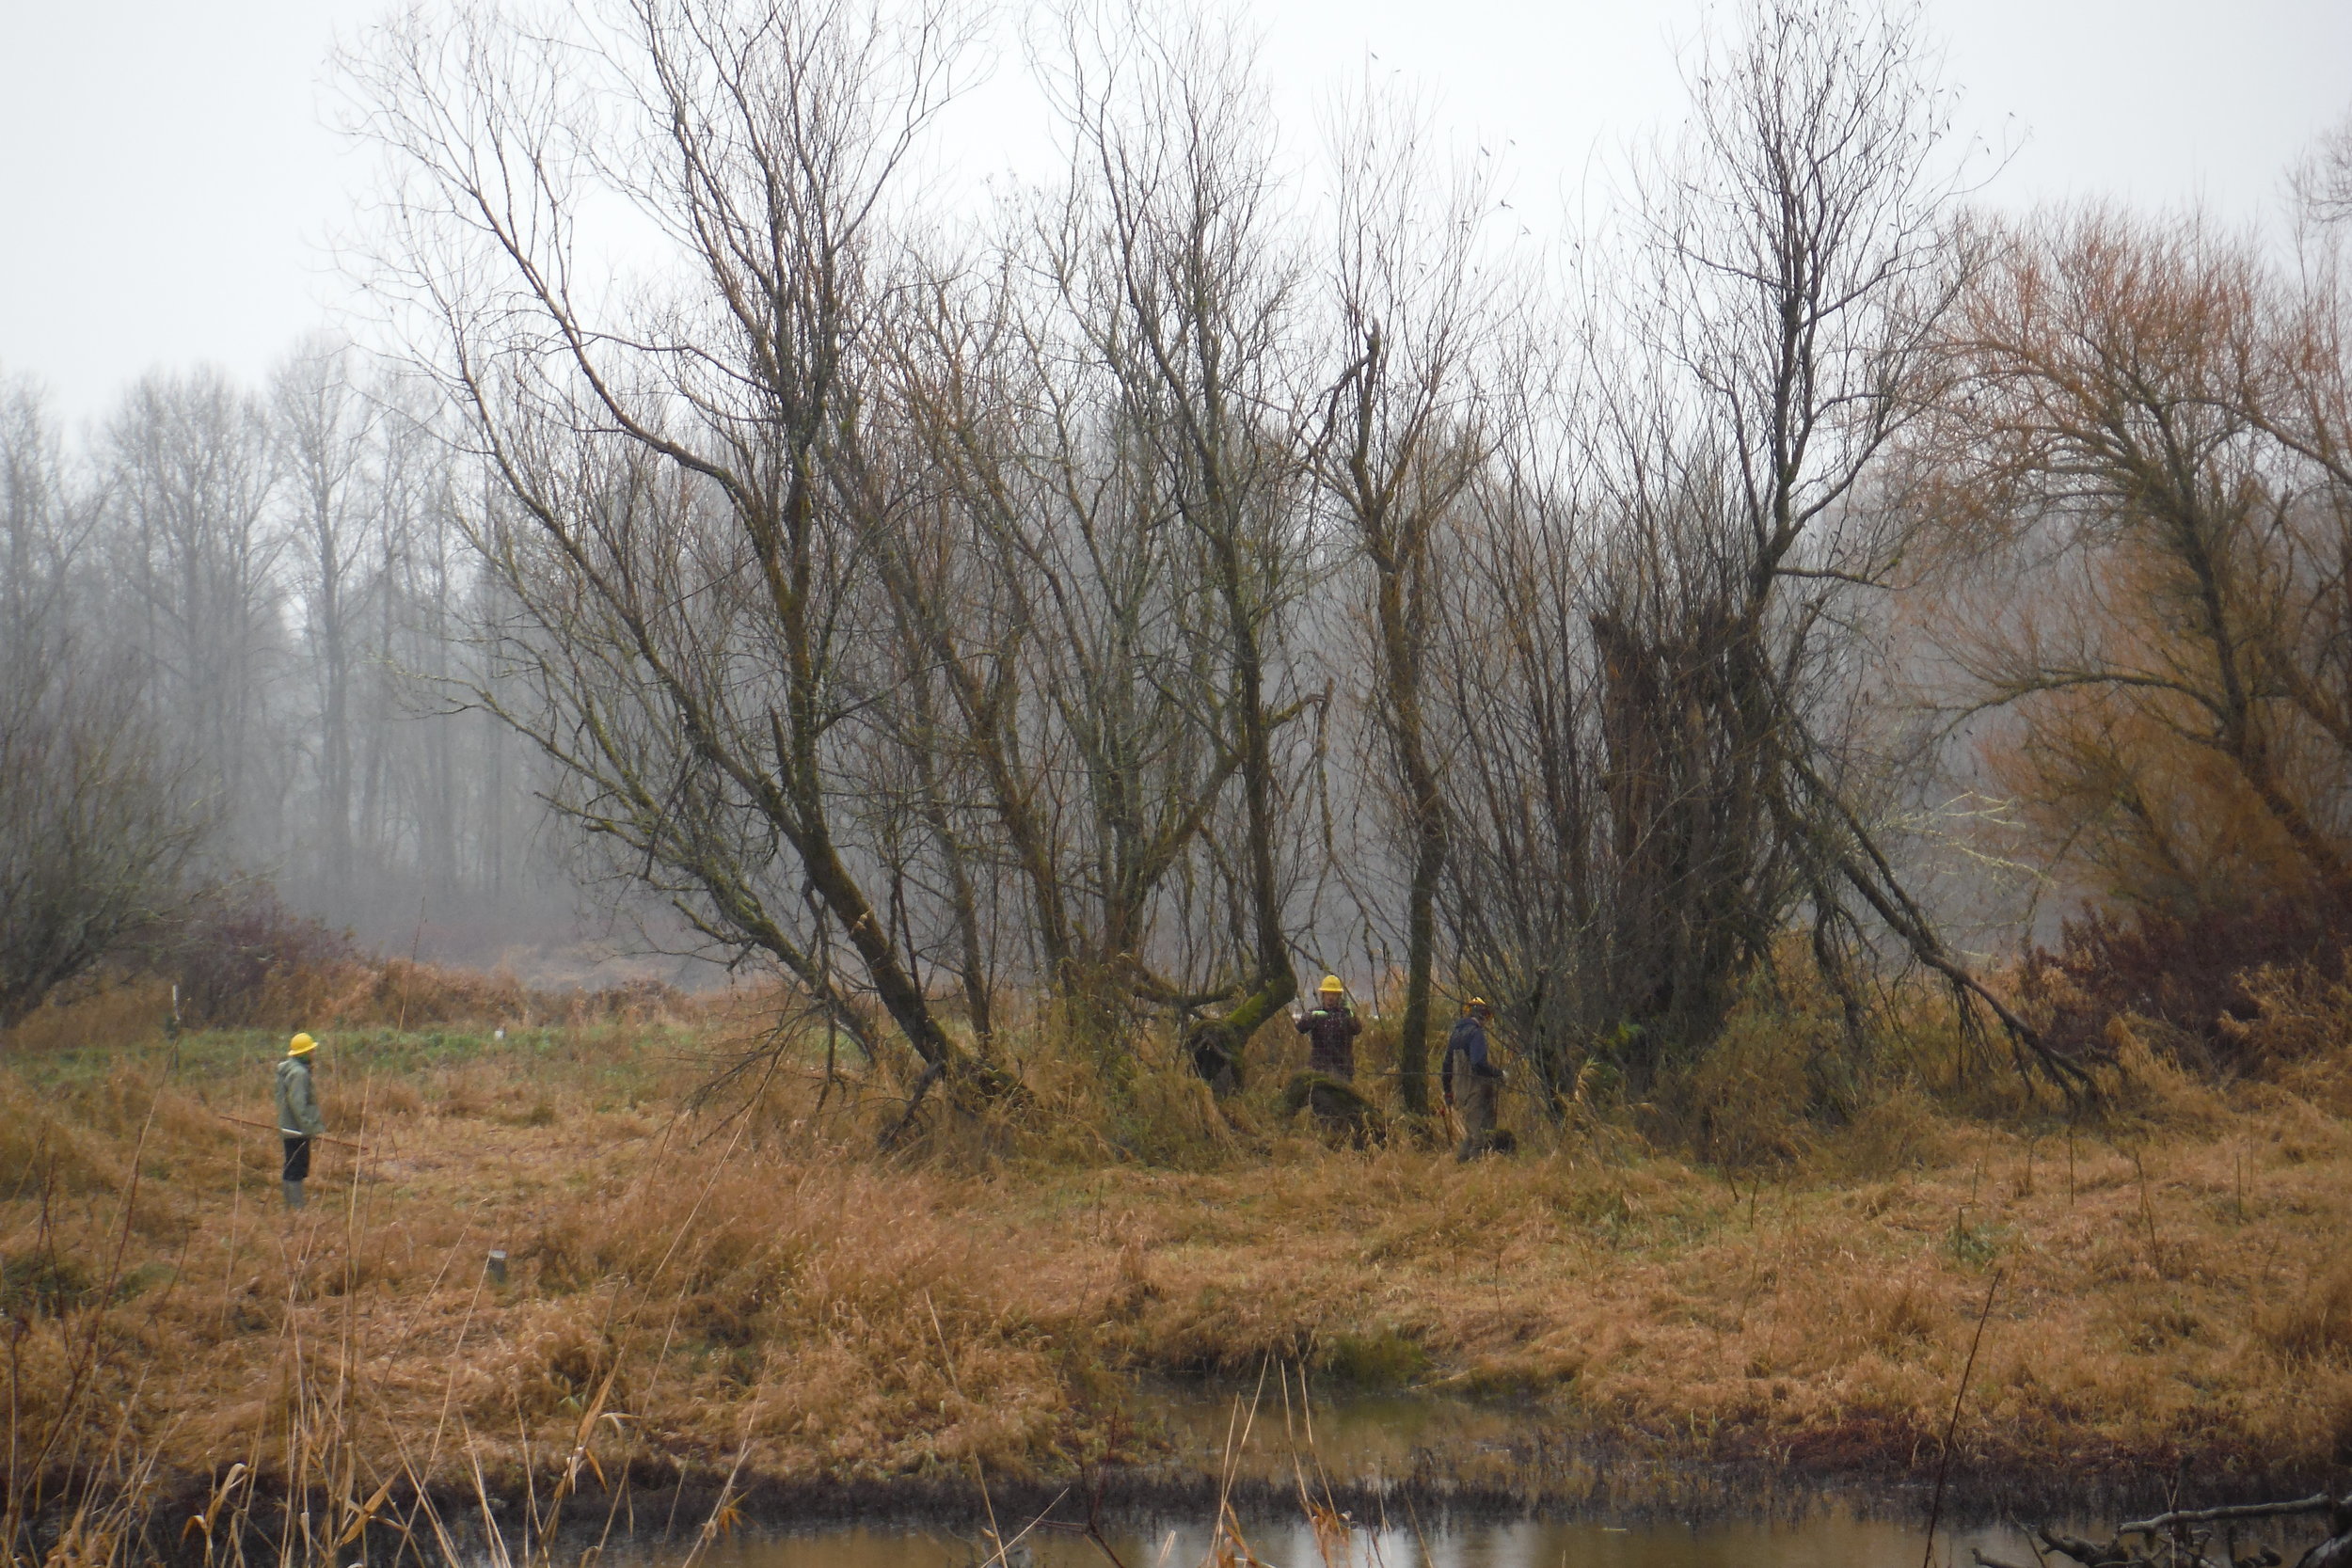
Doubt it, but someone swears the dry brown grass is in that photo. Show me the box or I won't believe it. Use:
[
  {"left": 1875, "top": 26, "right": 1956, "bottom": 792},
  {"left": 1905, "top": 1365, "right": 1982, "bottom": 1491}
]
[{"left": 7, "top": 978, "right": 2352, "bottom": 1532}]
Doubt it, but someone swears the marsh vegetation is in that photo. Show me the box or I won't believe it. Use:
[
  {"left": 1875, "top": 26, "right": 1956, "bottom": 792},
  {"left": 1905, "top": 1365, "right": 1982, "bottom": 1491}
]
[{"left": 11, "top": 0, "right": 2352, "bottom": 1563}]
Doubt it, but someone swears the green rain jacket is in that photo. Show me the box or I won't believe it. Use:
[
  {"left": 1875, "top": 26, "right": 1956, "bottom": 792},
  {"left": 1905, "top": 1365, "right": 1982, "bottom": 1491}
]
[{"left": 275, "top": 1056, "right": 325, "bottom": 1137}]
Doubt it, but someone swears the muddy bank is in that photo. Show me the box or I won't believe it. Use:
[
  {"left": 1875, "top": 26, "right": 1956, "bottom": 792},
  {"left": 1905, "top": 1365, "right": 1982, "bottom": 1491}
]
[
  {"left": 61, "top": 1395, "right": 2349, "bottom": 1568},
  {"left": 584, "top": 1449, "right": 2312, "bottom": 1537}
]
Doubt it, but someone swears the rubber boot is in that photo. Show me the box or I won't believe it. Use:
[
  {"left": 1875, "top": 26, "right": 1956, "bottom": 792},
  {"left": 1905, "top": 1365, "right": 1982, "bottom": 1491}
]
[{"left": 283, "top": 1179, "right": 306, "bottom": 1211}]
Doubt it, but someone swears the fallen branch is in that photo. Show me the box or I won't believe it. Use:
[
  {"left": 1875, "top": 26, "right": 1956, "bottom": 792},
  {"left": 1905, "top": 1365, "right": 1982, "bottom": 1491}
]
[
  {"left": 2039, "top": 1529, "right": 2141, "bottom": 1568},
  {"left": 2119, "top": 1498, "right": 2336, "bottom": 1540},
  {"left": 2027, "top": 1496, "right": 2350, "bottom": 1568}
]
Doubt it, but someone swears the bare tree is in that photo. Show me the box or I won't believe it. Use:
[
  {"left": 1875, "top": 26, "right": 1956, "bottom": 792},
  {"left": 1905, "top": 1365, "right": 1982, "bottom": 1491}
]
[
  {"left": 1422, "top": 404, "right": 1610, "bottom": 1091},
  {"left": 1040, "top": 1, "right": 1325, "bottom": 1087},
  {"left": 273, "top": 337, "right": 382, "bottom": 895},
  {"left": 1605, "top": 0, "right": 2077, "bottom": 1086},
  {"left": 1429, "top": 0, "right": 2079, "bottom": 1106},
  {"left": 2291, "top": 104, "right": 2352, "bottom": 230},
  {"left": 0, "top": 375, "right": 212, "bottom": 1028},
  {"left": 350, "top": 0, "right": 1006, "bottom": 1088},
  {"left": 1922, "top": 211, "right": 2352, "bottom": 926},
  {"left": 311, "top": 0, "right": 2113, "bottom": 1117},
  {"left": 1308, "top": 86, "right": 1503, "bottom": 1115},
  {"left": 105, "top": 369, "right": 289, "bottom": 856},
  {"left": 880, "top": 254, "right": 1244, "bottom": 1062}
]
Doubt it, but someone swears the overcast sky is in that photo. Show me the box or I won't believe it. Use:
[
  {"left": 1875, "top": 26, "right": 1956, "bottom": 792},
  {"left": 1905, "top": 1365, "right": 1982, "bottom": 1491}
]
[{"left": 5, "top": 0, "right": 2347, "bottom": 423}]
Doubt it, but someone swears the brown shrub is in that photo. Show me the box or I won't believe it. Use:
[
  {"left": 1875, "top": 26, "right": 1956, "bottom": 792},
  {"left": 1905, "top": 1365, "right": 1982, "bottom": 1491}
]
[
  {"left": 2018, "top": 901, "right": 2348, "bottom": 1075},
  {"left": 350, "top": 959, "right": 532, "bottom": 1027},
  {"left": 1652, "top": 995, "right": 1832, "bottom": 1166},
  {"left": 0, "top": 1099, "right": 115, "bottom": 1198},
  {"left": 19, "top": 976, "right": 2352, "bottom": 1496},
  {"left": 2258, "top": 1259, "right": 2352, "bottom": 1362},
  {"left": 2102, "top": 1025, "right": 2233, "bottom": 1130},
  {"left": 2324, "top": 1374, "right": 2352, "bottom": 1465},
  {"left": 290, "top": 958, "right": 695, "bottom": 1033},
  {"left": 1804, "top": 1086, "right": 1952, "bottom": 1180},
  {"left": 167, "top": 883, "right": 358, "bottom": 1027},
  {"left": 1, "top": 977, "right": 171, "bottom": 1055},
  {"left": 475, "top": 1321, "right": 630, "bottom": 1423},
  {"left": 369, "top": 1078, "right": 424, "bottom": 1117},
  {"left": 1819, "top": 1271, "right": 1947, "bottom": 1363}
]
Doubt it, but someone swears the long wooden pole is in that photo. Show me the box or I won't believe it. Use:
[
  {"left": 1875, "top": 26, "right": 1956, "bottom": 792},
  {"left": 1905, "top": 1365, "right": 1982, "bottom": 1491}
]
[
  {"left": 215, "top": 1114, "right": 363, "bottom": 1150},
  {"left": 1921, "top": 1270, "right": 2003, "bottom": 1568}
]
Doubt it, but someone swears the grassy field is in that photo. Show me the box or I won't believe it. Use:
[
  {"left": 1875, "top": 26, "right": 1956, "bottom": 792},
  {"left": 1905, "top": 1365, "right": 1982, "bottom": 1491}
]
[{"left": 7, "top": 972, "right": 2352, "bottom": 1545}]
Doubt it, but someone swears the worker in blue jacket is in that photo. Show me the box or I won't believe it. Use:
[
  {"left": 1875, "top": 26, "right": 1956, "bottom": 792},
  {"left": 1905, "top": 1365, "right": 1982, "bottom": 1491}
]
[{"left": 1442, "top": 998, "right": 1503, "bottom": 1160}]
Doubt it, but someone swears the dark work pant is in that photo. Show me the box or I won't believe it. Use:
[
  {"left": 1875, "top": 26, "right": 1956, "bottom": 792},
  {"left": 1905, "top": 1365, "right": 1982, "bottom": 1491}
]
[{"left": 281, "top": 1136, "right": 312, "bottom": 1182}]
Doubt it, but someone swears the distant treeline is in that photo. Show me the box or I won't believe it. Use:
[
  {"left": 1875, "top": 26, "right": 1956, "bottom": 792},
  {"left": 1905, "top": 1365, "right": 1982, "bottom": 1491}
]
[
  {"left": 8, "top": 0, "right": 2352, "bottom": 1116},
  {"left": 0, "top": 344, "right": 580, "bottom": 1021}
]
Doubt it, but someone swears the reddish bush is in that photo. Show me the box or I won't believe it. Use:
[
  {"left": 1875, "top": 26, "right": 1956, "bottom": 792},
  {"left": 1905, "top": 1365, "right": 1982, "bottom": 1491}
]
[
  {"left": 167, "top": 882, "right": 356, "bottom": 1027},
  {"left": 2017, "top": 899, "right": 2345, "bottom": 1074}
]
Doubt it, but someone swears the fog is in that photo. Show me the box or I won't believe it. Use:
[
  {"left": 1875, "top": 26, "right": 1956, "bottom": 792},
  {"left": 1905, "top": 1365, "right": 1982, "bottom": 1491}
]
[
  {"left": 5, "top": 0, "right": 2348, "bottom": 419},
  {"left": 5, "top": 0, "right": 2350, "bottom": 1095}
]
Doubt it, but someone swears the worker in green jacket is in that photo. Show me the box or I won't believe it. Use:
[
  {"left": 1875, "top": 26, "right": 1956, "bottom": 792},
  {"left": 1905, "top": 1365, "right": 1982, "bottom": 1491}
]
[{"left": 275, "top": 1032, "right": 326, "bottom": 1209}]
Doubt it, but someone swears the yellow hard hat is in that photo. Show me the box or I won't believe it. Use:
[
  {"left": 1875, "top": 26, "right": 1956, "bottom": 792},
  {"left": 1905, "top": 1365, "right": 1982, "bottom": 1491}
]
[
  {"left": 1464, "top": 997, "right": 1489, "bottom": 1013},
  {"left": 288, "top": 1032, "right": 317, "bottom": 1056},
  {"left": 1318, "top": 974, "right": 1344, "bottom": 993}
]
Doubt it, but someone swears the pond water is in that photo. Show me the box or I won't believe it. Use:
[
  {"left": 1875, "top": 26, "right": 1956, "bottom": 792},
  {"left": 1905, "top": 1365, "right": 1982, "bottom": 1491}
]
[
  {"left": 570, "top": 1383, "right": 2314, "bottom": 1568},
  {"left": 587, "top": 1383, "right": 2068, "bottom": 1568},
  {"left": 653, "top": 1513, "right": 2042, "bottom": 1568}
]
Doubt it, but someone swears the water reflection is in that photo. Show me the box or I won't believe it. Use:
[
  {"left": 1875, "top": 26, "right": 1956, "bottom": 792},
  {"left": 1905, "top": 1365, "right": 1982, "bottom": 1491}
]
[
  {"left": 586, "top": 1384, "right": 2312, "bottom": 1568},
  {"left": 1147, "top": 1386, "right": 1534, "bottom": 1483},
  {"left": 666, "top": 1513, "right": 2041, "bottom": 1568}
]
